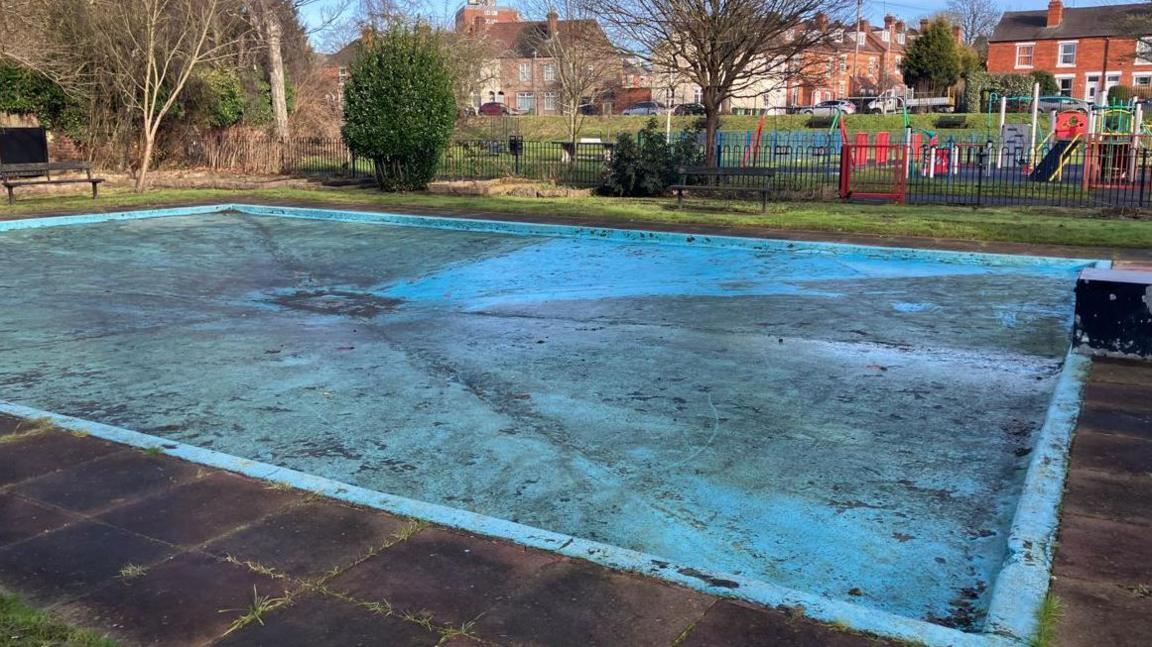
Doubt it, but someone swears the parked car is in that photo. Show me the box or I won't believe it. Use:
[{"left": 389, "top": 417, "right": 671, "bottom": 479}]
[
  {"left": 672, "top": 102, "right": 706, "bottom": 116},
  {"left": 797, "top": 100, "right": 857, "bottom": 116},
  {"left": 1036, "top": 97, "right": 1090, "bottom": 114},
  {"left": 621, "top": 101, "right": 667, "bottom": 116},
  {"left": 478, "top": 102, "right": 519, "bottom": 116}
]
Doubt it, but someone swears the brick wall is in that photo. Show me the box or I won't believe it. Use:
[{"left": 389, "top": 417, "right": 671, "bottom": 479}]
[{"left": 988, "top": 37, "right": 1152, "bottom": 100}]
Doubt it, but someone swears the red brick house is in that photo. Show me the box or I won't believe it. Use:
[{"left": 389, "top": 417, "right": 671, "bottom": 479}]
[
  {"left": 785, "top": 14, "right": 916, "bottom": 108},
  {"left": 988, "top": 1, "right": 1152, "bottom": 102}
]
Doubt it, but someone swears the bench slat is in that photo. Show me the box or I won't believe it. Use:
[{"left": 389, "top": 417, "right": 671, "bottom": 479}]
[
  {"left": 3, "top": 178, "right": 104, "bottom": 187},
  {"left": 0, "top": 161, "right": 91, "bottom": 173}
]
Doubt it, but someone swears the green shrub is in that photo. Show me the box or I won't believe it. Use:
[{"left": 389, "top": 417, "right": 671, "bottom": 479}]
[
  {"left": 602, "top": 119, "right": 702, "bottom": 197},
  {"left": 1030, "top": 71, "right": 1060, "bottom": 97},
  {"left": 0, "top": 63, "right": 83, "bottom": 135},
  {"left": 342, "top": 25, "right": 457, "bottom": 191},
  {"left": 1108, "top": 84, "right": 1136, "bottom": 105}
]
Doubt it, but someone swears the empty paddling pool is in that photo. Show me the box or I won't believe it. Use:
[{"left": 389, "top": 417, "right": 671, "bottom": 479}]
[{"left": 0, "top": 205, "right": 1106, "bottom": 646}]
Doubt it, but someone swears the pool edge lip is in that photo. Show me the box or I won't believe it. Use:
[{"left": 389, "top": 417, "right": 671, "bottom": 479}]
[
  {"left": 0, "top": 400, "right": 1015, "bottom": 647},
  {"left": 0, "top": 202, "right": 1113, "bottom": 271},
  {"left": 0, "top": 202, "right": 1105, "bottom": 647}
]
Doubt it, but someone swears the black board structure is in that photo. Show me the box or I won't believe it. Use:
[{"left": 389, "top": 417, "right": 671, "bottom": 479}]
[
  {"left": 0, "top": 127, "right": 50, "bottom": 166},
  {"left": 1075, "top": 268, "right": 1152, "bottom": 359}
]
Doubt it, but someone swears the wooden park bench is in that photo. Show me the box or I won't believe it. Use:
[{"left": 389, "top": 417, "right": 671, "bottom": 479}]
[
  {"left": 671, "top": 166, "right": 777, "bottom": 212},
  {"left": 0, "top": 161, "right": 105, "bottom": 204}
]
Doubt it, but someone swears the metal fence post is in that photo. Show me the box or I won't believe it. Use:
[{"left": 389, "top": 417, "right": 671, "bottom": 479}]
[{"left": 976, "top": 149, "right": 985, "bottom": 208}]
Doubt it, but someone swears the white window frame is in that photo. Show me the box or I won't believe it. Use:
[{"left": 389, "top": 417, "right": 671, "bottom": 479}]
[
  {"left": 518, "top": 62, "right": 532, "bottom": 82},
  {"left": 516, "top": 91, "right": 535, "bottom": 113},
  {"left": 896, "top": 32, "right": 905, "bottom": 45},
  {"left": 543, "top": 91, "right": 558, "bottom": 113},
  {"left": 1054, "top": 74, "right": 1076, "bottom": 97},
  {"left": 1015, "top": 43, "right": 1035, "bottom": 69},
  {"left": 1057, "top": 41, "right": 1077, "bottom": 67},
  {"left": 1138, "top": 38, "right": 1152, "bottom": 65},
  {"left": 1135, "top": 74, "right": 1152, "bottom": 87},
  {"left": 542, "top": 63, "right": 556, "bottom": 83}
]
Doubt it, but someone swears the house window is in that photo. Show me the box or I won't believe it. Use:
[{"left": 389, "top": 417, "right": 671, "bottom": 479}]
[
  {"left": 543, "top": 91, "right": 557, "bottom": 112},
  {"left": 517, "top": 92, "right": 535, "bottom": 113},
  {"left": 1058, "top": 42, "right": 1077, "bottom": 66},
  {"left": 543, "top": 63, "right": 555, "bottom": 82},
  {"left": 1139, "top": 39, "right": 1152, "bottom": 65},
  {"left": 1136, "top": 75, "right": 1152, "bottom": 88},
  {"left": 519, "top": 62, "right": 532, "bottom": 82},
  {"left": 897, "top": 33, "right": 905, "bottom": 45},
  {"left": 839, "top": 56, "right": 847, "bottom": 73},
  {"left": 692, "top": 86, "right": 702, "bottom": 103},
  {"left": 1015, "top": 44, "right": 1034, "bottom": 68},
  {"left": 881, "top": 31, "right": 890, "bottom": 43},
  {"left": 1056, "top": 76, "right": 1074, "bottom": 97}
]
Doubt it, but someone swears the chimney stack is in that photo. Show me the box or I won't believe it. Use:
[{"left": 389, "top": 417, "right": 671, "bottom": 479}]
[
  {"left": 815, "top": 13, "right": 828, "bottom": 32},
  {"left": 1047, "top": 0, "right": 1064, "bottom": 28},
  {"left": 952, "top": 25, "right": 963, "bottom": 42},
  {"left": 547, "top": 9, "right": 558, "bottom": 34},
  {"left": 919, "top": 18, "right": 930, "bottom": 33},
  {"left": 858, "top": 19, "right": 870, "bottom": 33},
  {"left": 896, "top": 20, "right": 906, "bottom": 33}
]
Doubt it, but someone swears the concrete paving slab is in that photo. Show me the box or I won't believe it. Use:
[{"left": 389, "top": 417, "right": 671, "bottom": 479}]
[
  {"left": 1061, "top": 471, "right": 1152, "bottom": 526},
  {"left": 203, "top": 501, "right": 411, "bottom": 580},
  {"left": 1069, "top": 431, "right": 1152, "bottom": 475},
  {"left": 679, "top": 599, "right": 895, "bottom": 647},
  {"left": 1051, "top": 577, "right": 1152, "bottom": 647},
  {"left": 0, "top": 520, "right": 173, "bottom": 606},
  {"left": 96, "top": 473, "right": 301, "bottom": 546},
  {"left": 12, "top": 450, "right": 201, "bottom": 513},
  {"left": 471, "top": 560, "right": 713, "bottom": 647},
  {"left": 1075, "top": 405, "right": 1152, "bottom": 440},
  {"left": 213, "top": 593, "right": 441, "bottom": 647},
  {"left": 0, "top": 432, "right": 121, "bottom": 487},
  {"left": 60, "top": 552, "right": 294, "bottom": 647},
  {"left": 328, "top": 527, "right": 560, "bottom": 626},
  {"left": 1054, "top": 513, "right": 1152, "bottom": 586},
  {"left": 0, "top": 493, "right": 79, "bottom": 547}
]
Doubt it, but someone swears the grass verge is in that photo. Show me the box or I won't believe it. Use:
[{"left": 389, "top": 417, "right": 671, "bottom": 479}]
[
  {"left": 0, "top": 591, "right": 117, "bottom": 647},
  {"left": 2, "top": 185, "right": 1151, "bottom": 251}
]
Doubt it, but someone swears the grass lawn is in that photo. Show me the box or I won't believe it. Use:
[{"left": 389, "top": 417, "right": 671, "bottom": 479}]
[
  {"left": 2, "top": 185, "right": 1151, "bottom": 252},
  {"left": 0, "top": 592, "right": 116, "bottom": 646},
  {"left": 455, "top": 113, "right": 1046, "bottom": 142}
]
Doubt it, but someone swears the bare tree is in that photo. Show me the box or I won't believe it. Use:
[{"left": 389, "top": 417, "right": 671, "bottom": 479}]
[
  {"left": 944, "top": 0, "right": 1001, "bottom": 46},
  {"left": 587, "top": 0, "right": 851, "bottom": 166},
  {"left": 524, "top": 1, "right": 620, "bottom": 146},
  {"left": 83, "top": 0, "right": 243, "bottom": 190},
  {"left": 439, "top": 29, "right": 499, "bottom": 110}
]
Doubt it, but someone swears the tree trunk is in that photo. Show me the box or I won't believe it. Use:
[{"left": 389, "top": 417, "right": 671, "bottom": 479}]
[
  {"left": 135, "top": 130, "right": 155, "bottom": 193},
  {"left": 702, "top": 86, "right": 721, "bottom": 167},
  {"left": 264, "top": 8, "right": 290, "bottom": 143}
]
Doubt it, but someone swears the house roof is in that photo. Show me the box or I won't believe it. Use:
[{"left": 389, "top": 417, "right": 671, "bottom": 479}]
[
  {"left": 989, "top": 2, "right": 1152, "bottom": 42},
  {"left": 485, "top": 19, "right": 612, "bottom": 58}
]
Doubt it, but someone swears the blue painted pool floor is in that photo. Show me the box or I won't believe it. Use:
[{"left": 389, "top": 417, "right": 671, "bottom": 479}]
[{"left": 0, "top": 213, "right": 1084, "bottom": 629}]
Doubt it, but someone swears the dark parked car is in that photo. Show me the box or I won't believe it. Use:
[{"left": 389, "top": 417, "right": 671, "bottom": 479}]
[
  {"left": 672, "top": 103, "right": 706, "bottom": 116},
  {"left": 478, "top": 102, "right": 519, "bottom": 116},
  {"left": 621, "top": 101, "right": 668, "bottom": 116}
]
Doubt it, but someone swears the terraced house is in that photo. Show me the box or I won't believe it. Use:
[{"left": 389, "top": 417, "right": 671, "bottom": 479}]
[
  {"left": 988, "top": 0, "right": 1152, "bottom": 102},
  {"left": 786, "top": 14, "right": 917, "bottom": 108},
  {"left": 455, "top": 0, "right": 619, "bottom": 115}
]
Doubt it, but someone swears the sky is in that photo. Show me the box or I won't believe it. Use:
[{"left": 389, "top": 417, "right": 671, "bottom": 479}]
[{"left": 298, "top": 0, "right": 1095, "bottom": 52}]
